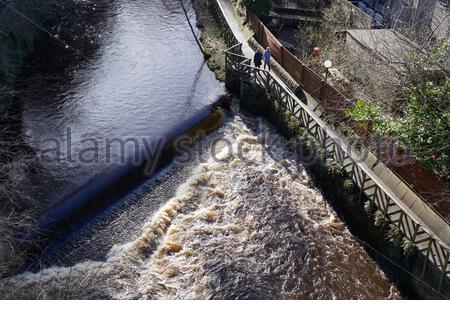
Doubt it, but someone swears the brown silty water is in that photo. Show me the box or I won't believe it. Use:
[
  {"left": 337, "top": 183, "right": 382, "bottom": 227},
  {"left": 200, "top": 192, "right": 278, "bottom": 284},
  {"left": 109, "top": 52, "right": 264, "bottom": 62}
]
[{"left": 0, "top": 107, "right": 400, "bottom": 299}]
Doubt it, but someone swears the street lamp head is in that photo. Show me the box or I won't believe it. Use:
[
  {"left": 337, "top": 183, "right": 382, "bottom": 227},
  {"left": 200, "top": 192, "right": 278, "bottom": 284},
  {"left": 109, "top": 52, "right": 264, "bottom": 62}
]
[{"left": 324, "top": 60, "right": 332, "bottom": 69}]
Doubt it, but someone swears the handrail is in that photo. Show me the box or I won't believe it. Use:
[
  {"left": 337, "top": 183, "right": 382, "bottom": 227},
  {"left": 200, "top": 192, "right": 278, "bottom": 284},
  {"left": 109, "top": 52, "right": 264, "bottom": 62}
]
[
  {"left": 230, "top": 50, "right": 450, "bottom": 284},
  {"left": 245, "top": 8, "right": 449, "bottom": 225},
  {"left": 210, "top": 0, "right": 450, "bottom": 289}
]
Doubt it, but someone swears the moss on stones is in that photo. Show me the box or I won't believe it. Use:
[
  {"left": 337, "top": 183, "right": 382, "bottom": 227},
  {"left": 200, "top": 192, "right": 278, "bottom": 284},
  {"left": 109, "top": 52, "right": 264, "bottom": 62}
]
[{"left": 192, "top": 0, "right": 227, "bottom": 81}]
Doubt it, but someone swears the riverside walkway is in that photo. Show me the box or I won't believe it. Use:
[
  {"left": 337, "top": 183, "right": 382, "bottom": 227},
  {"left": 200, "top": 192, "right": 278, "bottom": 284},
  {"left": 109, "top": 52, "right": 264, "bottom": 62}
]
[{"left": 211, "top": 0, "right": 450, "bottom": 294}]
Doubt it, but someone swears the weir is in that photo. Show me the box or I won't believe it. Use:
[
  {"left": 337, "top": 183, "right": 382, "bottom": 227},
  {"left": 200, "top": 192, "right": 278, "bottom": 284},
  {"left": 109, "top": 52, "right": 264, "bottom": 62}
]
[
  {"left": 2, "top": 0, "right": 230, "bottom": 271},
  {"left": 1, "top": 105, "right": 401, "bottom": 299},
  {"left": 208, "top": 0, "right": 450, "bottom": 298},
  {"left": 22, "top": 107, "right": 226, "bottom": 268}
]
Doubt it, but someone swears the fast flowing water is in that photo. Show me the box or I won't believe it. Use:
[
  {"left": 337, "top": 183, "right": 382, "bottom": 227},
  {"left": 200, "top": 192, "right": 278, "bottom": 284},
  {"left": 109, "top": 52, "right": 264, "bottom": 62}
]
[{"left": 1, "top": 107, "right": 400, "bottom": 299}]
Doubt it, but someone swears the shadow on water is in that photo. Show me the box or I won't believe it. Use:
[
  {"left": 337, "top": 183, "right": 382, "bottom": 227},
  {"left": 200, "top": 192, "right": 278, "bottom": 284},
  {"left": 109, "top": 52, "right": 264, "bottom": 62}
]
[{"left": 8, "top": 0, "right": 225, "bottom": 270}]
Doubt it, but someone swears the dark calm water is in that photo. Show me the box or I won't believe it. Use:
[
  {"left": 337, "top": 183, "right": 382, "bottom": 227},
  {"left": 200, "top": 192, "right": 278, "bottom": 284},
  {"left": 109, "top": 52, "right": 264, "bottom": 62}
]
[{"left": 19, "top": 0, "right": 224, "bottom": 207}]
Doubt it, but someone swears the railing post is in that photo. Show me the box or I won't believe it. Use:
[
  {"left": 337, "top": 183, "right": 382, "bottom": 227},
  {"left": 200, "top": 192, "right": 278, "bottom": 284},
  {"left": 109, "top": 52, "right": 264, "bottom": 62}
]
[
  {"left": 265, "top": 70, "right": 270, "bottom": 90},
  {"left": 438, "top": 251, "right": 449, "bottom": 292},
  {"left": 240, "top": 66, "right": 244, "bottom": 98},
  {"left": 422, "top": 239, "right": 433, "bottom": 278},
  {"left": 225, "top": 52, "right": 229, "bottom": 84}
]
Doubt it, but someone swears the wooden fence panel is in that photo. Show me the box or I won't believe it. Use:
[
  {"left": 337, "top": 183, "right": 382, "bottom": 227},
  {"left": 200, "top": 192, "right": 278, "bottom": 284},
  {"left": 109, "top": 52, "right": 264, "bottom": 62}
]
[
  {"left": 246, "top": 9, "right": 351, "bottom": 110},
  {"left": 282, "top": 48, "right": 303, "bottom": 80},
  {"left": 301, "top": 67, "right": 323, "bottom": 99}
]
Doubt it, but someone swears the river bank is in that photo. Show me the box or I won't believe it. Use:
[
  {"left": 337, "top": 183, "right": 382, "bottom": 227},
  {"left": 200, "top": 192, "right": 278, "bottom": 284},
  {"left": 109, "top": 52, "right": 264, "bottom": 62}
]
[{"left": 192, "top": 0, "right": 227, "bottom": 81}]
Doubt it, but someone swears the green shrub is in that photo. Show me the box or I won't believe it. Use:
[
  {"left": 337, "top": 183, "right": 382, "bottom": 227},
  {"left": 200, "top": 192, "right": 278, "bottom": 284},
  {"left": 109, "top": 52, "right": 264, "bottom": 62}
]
[
  {"left": 345, "top": 40, "right": 450, "bottom": 179},
  {"left": 346, "top": 93, "right": 449, "bottom": 179},
  {"left": 402, "top": 239, "right": 416, "bottom": 257},
  {"left": 345, "top": 99, "right": 395, "bottom": 135},
  {"left": 374, "top": 210, "right": 388, "bottom": 228},
  {"left": 343, "top": 179, "right": 354, "bottom": 190},
  {"left": 325, "top": 158, "right": 344, "bottom": 176},
  {"left": 363, "top": 200, "right": 374, "bottom": 217},
  {"left": 387, "top": 225, "right": 403, "bottom": 246},
  {"left": 400, "top": 78, "right": 450, "bottom": 177}
]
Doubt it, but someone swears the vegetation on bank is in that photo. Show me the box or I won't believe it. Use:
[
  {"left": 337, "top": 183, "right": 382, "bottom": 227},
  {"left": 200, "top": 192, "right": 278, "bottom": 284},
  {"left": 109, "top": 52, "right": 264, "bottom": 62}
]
[
  {"left": 0, "top": 0, "right": 45, "bottom": 279},
  {"left": 192, "top": 0, "right": 228, "bottom": 81},
  {"left": 344, "top": 40, "right": 449, "bottom": 179}
]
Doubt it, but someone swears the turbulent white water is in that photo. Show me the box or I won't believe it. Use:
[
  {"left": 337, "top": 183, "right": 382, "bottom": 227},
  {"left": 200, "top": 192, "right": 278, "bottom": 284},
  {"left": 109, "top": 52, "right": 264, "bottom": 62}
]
[{"left": 0, "top": 107, "right": 400, "bottom": 299}]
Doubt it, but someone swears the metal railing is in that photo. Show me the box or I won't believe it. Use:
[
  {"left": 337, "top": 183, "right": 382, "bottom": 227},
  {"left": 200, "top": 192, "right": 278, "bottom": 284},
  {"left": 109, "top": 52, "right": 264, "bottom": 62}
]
[
  {"left": 208, "top": 0, "right": 239, "bottom": 48},
  {"left": 245, "top": 8, "right": 450, "bottom": 224},
  {"left": 226, "top": 47, "right": 450, "bottom": 291},
  {"left": 209, "top": 0, "right": 450, "bottom": 293}
]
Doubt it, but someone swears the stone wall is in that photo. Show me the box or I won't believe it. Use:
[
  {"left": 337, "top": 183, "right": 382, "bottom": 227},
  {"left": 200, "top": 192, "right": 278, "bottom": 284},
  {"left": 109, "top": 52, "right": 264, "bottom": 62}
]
[{"left": 338, "top": 0, "right": 373, "bottom": 29}]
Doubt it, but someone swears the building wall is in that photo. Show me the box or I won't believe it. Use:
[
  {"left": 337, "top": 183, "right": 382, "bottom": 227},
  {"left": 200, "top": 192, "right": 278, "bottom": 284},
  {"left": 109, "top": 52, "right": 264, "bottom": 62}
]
[{"left": 383, "top": 0, "right": 449, "bottom": 41}]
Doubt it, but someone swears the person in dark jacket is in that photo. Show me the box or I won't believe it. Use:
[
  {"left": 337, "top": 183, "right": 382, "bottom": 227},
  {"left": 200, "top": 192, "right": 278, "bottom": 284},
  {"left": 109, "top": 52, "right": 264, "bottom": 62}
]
[{"left": 253, "top": 49, "right": 262, "bottom": 68}]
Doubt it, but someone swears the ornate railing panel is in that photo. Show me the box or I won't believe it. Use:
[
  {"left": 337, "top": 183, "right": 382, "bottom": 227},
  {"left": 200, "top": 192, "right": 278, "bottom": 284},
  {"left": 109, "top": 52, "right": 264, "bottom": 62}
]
[
  {"left": 209, "top": 0, "right": 450, "bottom": 294},
  {"left": 226, "top": 49, "right": 450, "bottom": 290}
]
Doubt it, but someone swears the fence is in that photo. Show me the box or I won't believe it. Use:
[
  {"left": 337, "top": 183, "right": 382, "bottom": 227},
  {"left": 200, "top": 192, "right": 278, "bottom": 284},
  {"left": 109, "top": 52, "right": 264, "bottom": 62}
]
[
  {"left": 209, "top": 0, "right": 450, "bottom": 295},
  {"left": 247, "top": 9, "right": 351, "bottom": 112},
  {"left": 226, "top": 47, "right": 450, "bottom": 294},
  {"left": 246, "top": 8, "right": 449, "bottom": 224}
]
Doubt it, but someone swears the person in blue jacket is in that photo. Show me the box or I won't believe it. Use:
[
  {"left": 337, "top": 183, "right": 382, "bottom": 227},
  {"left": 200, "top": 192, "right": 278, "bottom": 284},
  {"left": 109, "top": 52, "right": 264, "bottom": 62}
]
[{"left": 264, "top": 47, "right": 271, "bottom": 71}]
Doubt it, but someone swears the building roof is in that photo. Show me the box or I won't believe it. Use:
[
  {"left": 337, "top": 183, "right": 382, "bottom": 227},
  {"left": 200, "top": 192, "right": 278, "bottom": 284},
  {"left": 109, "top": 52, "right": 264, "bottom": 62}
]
[{"left": 346, "top": 29, "right": 419, "bottom": 65}]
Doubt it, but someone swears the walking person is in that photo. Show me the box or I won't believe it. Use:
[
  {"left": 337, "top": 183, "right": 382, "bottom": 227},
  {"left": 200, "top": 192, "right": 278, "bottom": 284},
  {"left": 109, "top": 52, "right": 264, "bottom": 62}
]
[
  {"left": 264, "top": 47, "right": 271, "bottom": 71},
  {"left": 253, "top": 49, "right": 262, "bottom": 68}
]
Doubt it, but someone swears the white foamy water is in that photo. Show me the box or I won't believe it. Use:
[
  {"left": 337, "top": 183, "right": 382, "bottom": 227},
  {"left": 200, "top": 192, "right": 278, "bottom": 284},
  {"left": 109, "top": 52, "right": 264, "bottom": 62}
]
[{"left": 0, "top": 107, "right": 400, "bottom": 299}]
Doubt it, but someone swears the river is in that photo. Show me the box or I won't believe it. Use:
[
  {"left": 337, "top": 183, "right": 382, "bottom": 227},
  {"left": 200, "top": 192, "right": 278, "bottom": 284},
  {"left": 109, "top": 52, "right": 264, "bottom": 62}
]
[
  {"left": 1, "top": 0, "right": 400, "bottom": 299},
  {"left": 1, "top": 105, "right": 400, "bottom": 299},
  {"left": 17, "top": 0, "right": 224, "bottom": 208}
]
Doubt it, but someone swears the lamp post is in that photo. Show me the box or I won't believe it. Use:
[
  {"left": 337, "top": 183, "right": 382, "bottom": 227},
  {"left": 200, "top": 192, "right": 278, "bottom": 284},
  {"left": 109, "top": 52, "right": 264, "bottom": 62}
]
[{"left": 324, "top": 60, "right": 332, "bottom": 80}]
